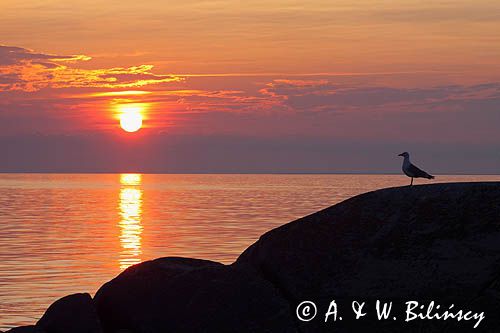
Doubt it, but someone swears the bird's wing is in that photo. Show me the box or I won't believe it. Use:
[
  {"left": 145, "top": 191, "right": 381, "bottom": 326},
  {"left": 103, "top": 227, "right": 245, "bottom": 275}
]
[{"left": 408, "top": 163, "right": 433, "bottom": 178}]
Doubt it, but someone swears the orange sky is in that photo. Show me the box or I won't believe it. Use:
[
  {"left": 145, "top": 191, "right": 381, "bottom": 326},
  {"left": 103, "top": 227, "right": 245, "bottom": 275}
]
[
  {"left": 2, "top": 0, "right": 500, "bottom": 76},
  {"left": 1, "top": 1, "right": 500, "bottom": 173}
]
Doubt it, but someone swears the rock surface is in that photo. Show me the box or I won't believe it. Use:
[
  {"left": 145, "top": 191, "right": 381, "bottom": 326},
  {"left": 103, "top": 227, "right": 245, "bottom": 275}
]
[
  {"left": 5, "top": 327, "right": 39, "bottom": 333},
  {"left": 236, "top": 182, "right": 500, "bottom": 331},
  {"left": 94, "top": 257, "right": 296, "bottom": 332},
  {"left": 36, "top": 293, "right": 102, "bottom": 333}
]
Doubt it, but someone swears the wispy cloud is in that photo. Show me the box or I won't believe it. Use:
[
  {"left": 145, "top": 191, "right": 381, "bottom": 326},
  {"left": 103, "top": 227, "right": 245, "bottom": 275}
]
[
  {"left": 0, "top": 45, "right": 182, "bottom": 92},
  {"left": 259, "top": 79, "right": 500, "bottom": 113},
  {"left": 0, "top": 45, "right": 90, "bottom": 66},
  {"left": 88, "top": 90, "right": 153, "bottom": 97}
]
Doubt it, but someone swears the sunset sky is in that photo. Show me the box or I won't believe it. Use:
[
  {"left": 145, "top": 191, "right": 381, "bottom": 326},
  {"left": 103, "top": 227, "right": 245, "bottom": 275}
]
[{"left": 1, "top": 0, "right": 500, "bottom": 173}]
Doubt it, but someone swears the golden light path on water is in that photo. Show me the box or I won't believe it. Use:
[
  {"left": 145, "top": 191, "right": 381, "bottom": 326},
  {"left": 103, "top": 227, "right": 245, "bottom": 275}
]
[{"left": 118, "top": 174, "right": 143, "bottom": 270}]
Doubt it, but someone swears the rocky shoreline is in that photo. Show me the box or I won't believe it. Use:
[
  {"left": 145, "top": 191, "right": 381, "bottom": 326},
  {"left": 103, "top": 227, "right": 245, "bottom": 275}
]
[{"left": 4, "top": 182, "right": 500, "bottom": 332}]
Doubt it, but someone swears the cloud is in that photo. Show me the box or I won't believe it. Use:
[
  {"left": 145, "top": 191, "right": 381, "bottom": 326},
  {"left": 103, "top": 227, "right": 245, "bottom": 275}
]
[
  {"left": 0, "top": 45, "right": 90, "bottom": 66},
  {"left": 260, "top": 79, "right": 500, "bottom": 113},
  {"left": 2, "top": 44, "right": 500, "bottom": 152},
  {"left": 0, "top": 45, "right": 182, "bottom": 92},
  {"left": 1, "top": 132, "right": 499, "bottom": 173}
]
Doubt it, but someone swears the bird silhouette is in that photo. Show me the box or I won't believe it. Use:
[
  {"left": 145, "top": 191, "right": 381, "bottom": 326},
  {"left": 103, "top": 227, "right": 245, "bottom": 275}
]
[{"left": 398, "top": 152, "right": 434, "bottom": 186}]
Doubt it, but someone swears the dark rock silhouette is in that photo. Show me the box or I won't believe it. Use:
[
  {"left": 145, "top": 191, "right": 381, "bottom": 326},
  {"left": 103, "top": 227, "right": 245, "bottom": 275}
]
[
  {"left": 236, "top": 182, "right": 500, "bottom": 332},
  {"left": 94, "top": 257, "right": 296, "bottom": 332},
  {"left": 5, "top": 326, "right": 38, "bottom": 333},
  {"left": 6, "top": 182, "right": 500, "bottom": 332},
  {"left": 36, "top": 293, "right": 102, "bottom": 333}
]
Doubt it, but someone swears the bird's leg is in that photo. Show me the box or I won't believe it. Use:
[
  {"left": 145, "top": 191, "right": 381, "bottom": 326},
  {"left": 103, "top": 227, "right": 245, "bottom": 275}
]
[{"left": 410, "top": 177, "right": 413, "bottom": 186}]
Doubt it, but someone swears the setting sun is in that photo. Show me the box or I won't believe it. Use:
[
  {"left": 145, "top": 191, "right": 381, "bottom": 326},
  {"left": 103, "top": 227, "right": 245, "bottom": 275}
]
[{"left": 118, "top": 105, "right": 143, "bottom": 133}]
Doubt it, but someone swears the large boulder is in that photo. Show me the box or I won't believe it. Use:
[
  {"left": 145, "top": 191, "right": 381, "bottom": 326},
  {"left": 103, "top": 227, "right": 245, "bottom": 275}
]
[
  {"left": 36, "top": 293, "right": 102, "bottom": 333},
  {"left": 94, "top": 257, "right": 296, "bottom": 332},
  {"left": 235, "top": 182, "right": 500, "bottom": 332}
]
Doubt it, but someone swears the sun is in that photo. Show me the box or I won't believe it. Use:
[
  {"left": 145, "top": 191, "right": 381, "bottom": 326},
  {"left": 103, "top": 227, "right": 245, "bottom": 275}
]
[
  {"left": 118, "top": 105, "right": 143, "bottom": 132},
  {"left": 120, "top": 112, "right": 142, "bottom": 132}
]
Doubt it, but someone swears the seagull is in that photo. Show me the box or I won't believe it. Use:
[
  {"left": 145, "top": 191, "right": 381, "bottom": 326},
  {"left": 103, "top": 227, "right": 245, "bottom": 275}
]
[{"left": 398, "top": 152, "right": 434, "bottom": 186}]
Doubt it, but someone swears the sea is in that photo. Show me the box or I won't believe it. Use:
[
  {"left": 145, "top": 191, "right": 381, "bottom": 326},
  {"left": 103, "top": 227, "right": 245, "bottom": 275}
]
[{"left": 1, "top": 173, "right": 499, "bottom": 329}]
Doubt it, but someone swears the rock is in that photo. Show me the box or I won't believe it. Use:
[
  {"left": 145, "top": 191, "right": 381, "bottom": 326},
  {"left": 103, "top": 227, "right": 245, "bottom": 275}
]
[
  {"left": 94, "top": 257, "right": 296, "bottom": 332},
  {"left": 36, "top": 293, "right": 102, "bottom": 333},
  {"left": 5, "top": 327, "right": 40, "bottom": 333},
  {"left": 235, "top": 182, "right": 500, "bottom": 332}
]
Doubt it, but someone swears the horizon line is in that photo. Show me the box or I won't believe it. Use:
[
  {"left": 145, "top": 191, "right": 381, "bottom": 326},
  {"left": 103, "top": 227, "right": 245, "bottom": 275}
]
[{"left": 1, "top": 171, "right": 499, "bottom": 176}]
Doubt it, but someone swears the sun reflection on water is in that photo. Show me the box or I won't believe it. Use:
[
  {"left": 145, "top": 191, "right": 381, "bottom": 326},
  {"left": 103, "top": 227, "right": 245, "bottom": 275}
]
[{"left": 118, "top": 174, "right": 143, "bottom": 270}]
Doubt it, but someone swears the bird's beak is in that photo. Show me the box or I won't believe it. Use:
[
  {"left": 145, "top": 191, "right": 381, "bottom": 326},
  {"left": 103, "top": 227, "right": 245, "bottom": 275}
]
[{"left": 398, "top": 153, "right": 403, "bottom": 156}]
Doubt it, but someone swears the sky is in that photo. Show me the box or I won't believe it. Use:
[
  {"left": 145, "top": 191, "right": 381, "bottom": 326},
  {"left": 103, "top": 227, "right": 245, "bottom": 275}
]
[{"left": 1, "top": 0, "right": 500, "bottom": 173}]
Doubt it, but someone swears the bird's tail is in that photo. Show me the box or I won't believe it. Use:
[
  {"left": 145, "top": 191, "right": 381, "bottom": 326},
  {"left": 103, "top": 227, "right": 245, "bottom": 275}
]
[{"left": 426, "top": 174, "right": 435, "bottom": 179}]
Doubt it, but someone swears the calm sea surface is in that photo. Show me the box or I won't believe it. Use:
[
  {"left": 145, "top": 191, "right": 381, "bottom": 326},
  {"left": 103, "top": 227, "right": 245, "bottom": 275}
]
[{"left": 1, "top": 173, "right": 499, "bottom": 328}]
